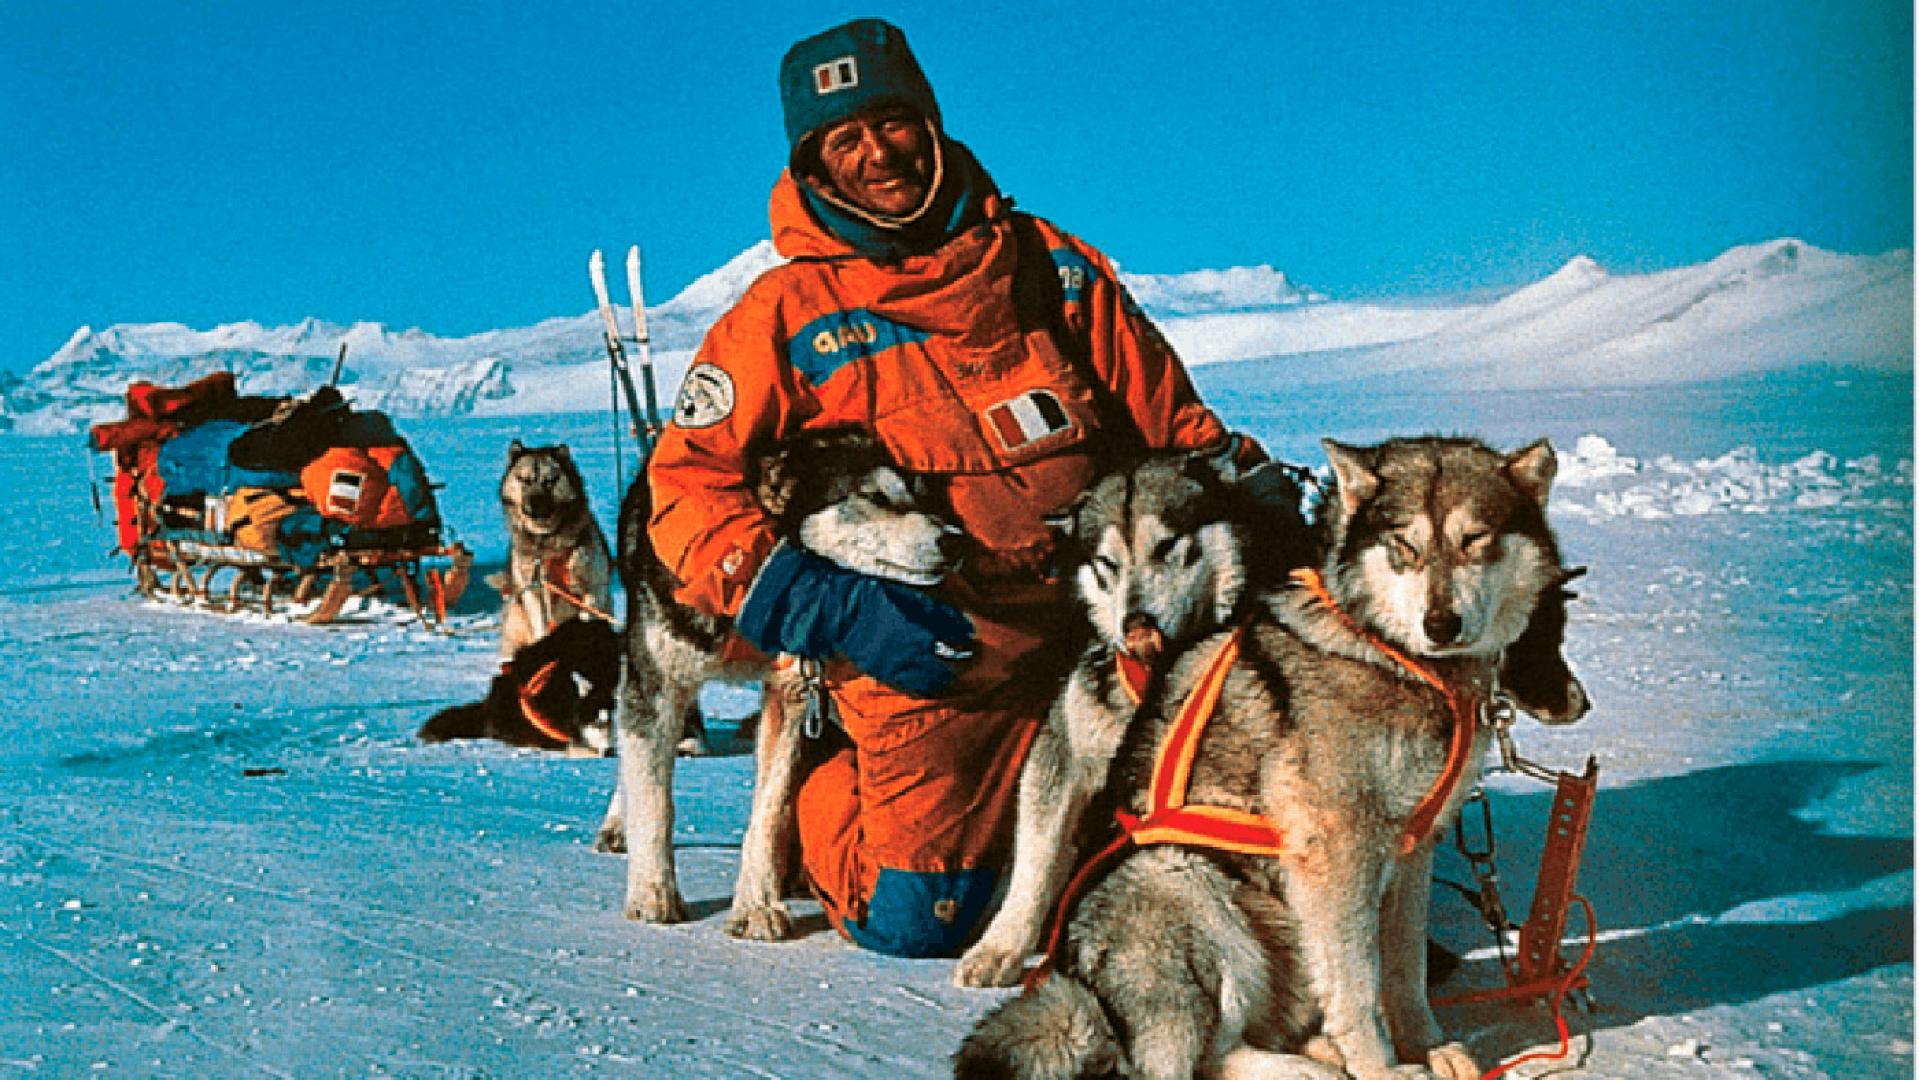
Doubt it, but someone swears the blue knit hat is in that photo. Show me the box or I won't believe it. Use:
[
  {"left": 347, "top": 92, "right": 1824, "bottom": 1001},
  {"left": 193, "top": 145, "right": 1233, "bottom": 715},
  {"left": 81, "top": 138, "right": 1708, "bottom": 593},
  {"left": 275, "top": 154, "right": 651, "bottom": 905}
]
[{"left": 779, "top": 18, "right": 941, "bottom": 156}]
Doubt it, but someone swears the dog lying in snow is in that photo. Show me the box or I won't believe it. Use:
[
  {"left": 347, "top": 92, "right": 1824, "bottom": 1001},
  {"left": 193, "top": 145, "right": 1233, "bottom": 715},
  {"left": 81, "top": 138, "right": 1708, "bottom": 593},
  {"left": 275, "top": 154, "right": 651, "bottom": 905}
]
[{"left": 418, "top": 617, "right": 620, "bottom": 754}]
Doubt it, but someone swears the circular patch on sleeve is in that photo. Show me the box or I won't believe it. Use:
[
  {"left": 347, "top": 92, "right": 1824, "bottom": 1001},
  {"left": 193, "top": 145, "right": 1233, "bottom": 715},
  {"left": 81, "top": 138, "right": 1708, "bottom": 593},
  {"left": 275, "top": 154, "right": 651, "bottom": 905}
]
[{"left": 671, "top": 363, "right": 736, "bottom": 429}]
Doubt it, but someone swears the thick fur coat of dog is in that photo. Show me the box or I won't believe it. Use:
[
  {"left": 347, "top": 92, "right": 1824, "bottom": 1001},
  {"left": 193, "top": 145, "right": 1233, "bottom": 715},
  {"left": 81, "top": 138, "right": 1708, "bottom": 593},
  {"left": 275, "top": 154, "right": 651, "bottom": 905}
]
[
  {"left": 594, "top": 428, "right": 964, "bottom": 940},
  {"left": 954, "top": 446, "right": 1312, "bottom": 988},
  {"left": 492, "top": 441, "right": 615, "bottom": 659},
  {"left": 417, "top": 617, "right": 619, "bottom": 754},
  {"left": 955, "top": 437, "right": 1588, "bottom": 1080}
]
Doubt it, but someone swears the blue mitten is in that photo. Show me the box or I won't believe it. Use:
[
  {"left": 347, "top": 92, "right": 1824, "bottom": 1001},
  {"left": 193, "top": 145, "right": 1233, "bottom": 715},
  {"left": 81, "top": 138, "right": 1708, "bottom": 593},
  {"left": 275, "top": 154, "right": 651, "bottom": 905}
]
[{"left": 737, "top": 546, "right": 977, "bottom": 697}]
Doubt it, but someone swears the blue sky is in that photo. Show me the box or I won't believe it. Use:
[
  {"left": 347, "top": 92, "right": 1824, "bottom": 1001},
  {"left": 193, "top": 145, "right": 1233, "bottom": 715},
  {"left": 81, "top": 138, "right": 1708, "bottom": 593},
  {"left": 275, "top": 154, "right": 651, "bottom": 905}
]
[{"left": 1, "top": 1, "right": 1910, "bottom": 373}]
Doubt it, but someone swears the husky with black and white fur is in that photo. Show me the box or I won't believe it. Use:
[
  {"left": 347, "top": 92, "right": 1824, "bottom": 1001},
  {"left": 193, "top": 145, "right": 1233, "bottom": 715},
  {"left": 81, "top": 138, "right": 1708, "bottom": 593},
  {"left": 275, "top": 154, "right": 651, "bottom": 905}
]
[{"left": 595, "top": 427, "right": 967, "bottom": 941}]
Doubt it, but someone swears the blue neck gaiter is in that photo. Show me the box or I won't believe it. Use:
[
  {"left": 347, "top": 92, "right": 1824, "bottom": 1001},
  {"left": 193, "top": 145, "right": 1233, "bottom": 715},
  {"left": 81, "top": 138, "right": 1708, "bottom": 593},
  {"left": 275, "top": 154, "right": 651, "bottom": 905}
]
[{"left": 800, "top": 135, "right": 996, "bottom": 262}]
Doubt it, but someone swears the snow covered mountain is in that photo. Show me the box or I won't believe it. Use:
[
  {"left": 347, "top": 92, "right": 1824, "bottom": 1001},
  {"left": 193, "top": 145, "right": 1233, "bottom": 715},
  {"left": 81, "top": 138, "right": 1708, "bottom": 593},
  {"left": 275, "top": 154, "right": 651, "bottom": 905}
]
[{"left": 3, "top": 237, "right": 1907, "bottom": 434}]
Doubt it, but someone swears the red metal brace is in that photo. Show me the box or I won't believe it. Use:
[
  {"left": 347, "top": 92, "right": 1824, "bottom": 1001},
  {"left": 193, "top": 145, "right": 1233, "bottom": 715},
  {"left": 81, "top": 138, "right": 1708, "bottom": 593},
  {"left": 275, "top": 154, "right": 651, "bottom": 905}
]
[{"left": 1512, "top": 756, "right": 1600, "bottom": 990}]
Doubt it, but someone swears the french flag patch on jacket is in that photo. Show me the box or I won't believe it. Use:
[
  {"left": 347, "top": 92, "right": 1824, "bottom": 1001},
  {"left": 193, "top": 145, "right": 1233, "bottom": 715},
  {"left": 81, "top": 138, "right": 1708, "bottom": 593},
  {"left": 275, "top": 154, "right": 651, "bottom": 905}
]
[{"left": 986, "top": 389, "right": 1074, "bottom": 451}]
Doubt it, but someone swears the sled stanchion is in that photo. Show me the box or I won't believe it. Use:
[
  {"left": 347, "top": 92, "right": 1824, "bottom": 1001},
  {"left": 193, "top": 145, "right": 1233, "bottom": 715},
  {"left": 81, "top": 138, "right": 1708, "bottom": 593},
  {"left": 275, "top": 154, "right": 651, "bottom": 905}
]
[
  {"left": 223, "top": 568, "right": 246, "bottom": 613},
  {"left": 305, "top": 558, "right": 356, "bottom": 625},
  {"left": 427, "top": 567, "right": 449, "bottom": 630},
  {"left": 399, "top": 565, "right": 426, "bottom": 624}
]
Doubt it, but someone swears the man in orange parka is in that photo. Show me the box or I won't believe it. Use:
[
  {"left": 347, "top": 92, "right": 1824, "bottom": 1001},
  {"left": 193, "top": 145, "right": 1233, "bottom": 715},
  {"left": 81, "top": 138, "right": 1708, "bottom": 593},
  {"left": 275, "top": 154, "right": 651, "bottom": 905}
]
[{"left": 647, "top": 17, "right": 1253, "bottom": 957}]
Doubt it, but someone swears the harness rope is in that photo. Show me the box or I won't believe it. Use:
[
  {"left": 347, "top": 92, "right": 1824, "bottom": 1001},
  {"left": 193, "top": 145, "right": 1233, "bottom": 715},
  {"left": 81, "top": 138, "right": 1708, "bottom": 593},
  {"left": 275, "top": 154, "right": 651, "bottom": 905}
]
[{"left": 527, "top": 553, "right": 617, "bottom": 625}]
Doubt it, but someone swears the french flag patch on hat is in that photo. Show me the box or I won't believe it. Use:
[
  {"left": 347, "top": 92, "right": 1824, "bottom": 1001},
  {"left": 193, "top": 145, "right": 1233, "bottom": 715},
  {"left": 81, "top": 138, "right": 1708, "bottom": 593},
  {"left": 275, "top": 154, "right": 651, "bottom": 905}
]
[
  {"left": 815, "top": 56, "right": 859, "bottom": 94},
  {"left": 986, "top": 390, "right": 1074, "bottom": 451}
]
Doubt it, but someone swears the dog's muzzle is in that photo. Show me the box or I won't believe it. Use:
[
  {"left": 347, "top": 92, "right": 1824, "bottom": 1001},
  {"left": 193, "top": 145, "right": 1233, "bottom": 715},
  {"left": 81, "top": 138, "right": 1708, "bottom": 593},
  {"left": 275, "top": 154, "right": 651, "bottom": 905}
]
[{"left": 1122, "top": 612, "right": 1166, "bottom": 667}]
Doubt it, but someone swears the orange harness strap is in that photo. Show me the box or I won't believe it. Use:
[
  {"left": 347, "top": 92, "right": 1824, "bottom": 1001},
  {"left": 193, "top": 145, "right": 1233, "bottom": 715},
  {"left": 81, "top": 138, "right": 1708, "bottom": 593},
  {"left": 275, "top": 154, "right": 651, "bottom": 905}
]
[
  {"left": 1025, "top": 626, "right": 1267, "bottom": 992},
  {"left": 1290, "top": 568, "right": 1480, "bottom": 856},
  {"left": 515, "top": 660, "right": 575, "bottom": 746},
  {"left": 1026, "top": 576, "right": 1482, "bottom": 993},
  {"left": 1115, "top": 651, "right": 1151, "bottom": 705}
]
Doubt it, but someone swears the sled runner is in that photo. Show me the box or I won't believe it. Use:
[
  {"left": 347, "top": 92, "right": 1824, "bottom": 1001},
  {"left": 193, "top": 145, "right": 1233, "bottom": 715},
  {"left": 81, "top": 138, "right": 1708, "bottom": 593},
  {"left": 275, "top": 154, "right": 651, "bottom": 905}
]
[{"left": 90, "top": 371, "right": 471, "bottom": 629}]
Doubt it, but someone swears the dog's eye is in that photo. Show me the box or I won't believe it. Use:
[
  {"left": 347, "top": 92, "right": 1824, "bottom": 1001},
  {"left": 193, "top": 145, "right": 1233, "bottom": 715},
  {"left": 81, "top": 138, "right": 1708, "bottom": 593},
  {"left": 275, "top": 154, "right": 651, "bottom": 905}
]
[
  {"left": 1090, "top": 555, "right": 1119, "bottom": 585},
  {"left": 1461, "top": 530, "right": 1495, "bottom": 558},
  {"left": 1391, "top": 534, "right": 1422, "bottom": 566},
  {"left": 1164, "top": 537, "right": 1199, "bottom": 567}
]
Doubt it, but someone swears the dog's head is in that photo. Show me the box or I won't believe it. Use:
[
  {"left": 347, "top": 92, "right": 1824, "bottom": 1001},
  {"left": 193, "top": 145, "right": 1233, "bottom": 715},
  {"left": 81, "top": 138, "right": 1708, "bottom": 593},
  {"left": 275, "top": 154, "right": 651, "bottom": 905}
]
[
  {"left": 1053, "top": 445, "right": 1250, "bottom": 665},
  {"left": 758, "top": 428, "right": 963, "bottom": 587},
  {"left": 1320, "top": 436, "right": 1568, "bottom": 664},
  {"left": 501, "top": 441, "right": 589, "bottom": 538}
]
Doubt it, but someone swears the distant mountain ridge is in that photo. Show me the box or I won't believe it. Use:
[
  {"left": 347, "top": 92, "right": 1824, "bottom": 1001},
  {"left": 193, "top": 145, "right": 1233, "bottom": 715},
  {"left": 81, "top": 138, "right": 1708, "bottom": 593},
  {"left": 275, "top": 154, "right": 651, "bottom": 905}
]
[{"left": 4, "top": 237, "right": 1908, "bottom": 434}]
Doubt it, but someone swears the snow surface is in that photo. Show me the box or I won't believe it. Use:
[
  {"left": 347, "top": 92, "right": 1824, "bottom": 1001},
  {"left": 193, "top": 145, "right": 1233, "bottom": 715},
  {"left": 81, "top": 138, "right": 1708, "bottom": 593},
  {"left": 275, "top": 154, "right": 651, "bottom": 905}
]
[
  {"left": 3, "top": 238, "right": 1908, "bottom": 434},
  {"left": 1, "top": 358, "right": 1910, "bottom": 1076}
]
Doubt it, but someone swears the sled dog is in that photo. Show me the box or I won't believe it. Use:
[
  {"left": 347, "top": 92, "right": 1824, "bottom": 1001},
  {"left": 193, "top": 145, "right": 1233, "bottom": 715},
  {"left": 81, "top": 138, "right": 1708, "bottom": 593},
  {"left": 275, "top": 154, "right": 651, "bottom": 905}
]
[
  {"left": 417, "top": 617, "right": 620, "bottom": 754},
  {"left": 595, "top": 428, "right": 964, "bottom": 940},
  {"left": 952, "top": 441, "right": 1589, "bottom": 992},
  {"left": 955, "top": 436, "right": 1587, "bottom": 1080},
  {"left": 493, "top": 441, "right": 616, "bottom": 659},
  {"left": 954, "top": 445, "right": 1311, "bottom": 987}
]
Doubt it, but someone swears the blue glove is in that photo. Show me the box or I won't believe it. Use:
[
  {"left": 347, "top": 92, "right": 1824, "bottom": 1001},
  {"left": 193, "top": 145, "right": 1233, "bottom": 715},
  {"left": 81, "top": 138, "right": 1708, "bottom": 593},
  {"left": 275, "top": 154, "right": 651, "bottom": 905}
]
[{"left": 736, "top": 546, "right": 977, "bottom": 697}]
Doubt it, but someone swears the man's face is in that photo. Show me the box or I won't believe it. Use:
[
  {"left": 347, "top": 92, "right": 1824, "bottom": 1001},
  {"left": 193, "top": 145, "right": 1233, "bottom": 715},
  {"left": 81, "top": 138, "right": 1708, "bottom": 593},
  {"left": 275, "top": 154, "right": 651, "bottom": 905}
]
[{"left": 812, "top": 106, "right": 933, "bottom": 217}]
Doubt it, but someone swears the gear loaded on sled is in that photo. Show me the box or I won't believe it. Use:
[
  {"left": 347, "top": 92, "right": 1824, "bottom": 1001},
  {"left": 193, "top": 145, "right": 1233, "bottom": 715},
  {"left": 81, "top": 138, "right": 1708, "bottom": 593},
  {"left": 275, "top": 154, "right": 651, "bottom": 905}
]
[{"left": 89, "top": 371, "right": 472, "bottom": 627}]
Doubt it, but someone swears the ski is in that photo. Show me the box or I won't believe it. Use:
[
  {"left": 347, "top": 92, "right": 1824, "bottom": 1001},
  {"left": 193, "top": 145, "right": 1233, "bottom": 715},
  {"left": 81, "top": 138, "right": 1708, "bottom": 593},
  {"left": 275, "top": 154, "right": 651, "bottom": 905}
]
[
  {"left": 625, "top": 245, "right": 665, "bottom": 440},
  {"left": 588, "top": 249, "right": 653, "bottom": 452}
]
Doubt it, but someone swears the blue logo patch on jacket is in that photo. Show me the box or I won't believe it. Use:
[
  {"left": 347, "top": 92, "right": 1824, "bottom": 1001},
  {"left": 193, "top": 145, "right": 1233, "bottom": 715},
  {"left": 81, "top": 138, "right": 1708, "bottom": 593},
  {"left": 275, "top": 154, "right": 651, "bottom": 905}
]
[
  {"left": 1049, "top": 248, "right": 1098, "bottom": 305},
  {"left": 787, "top": 308, "right": 930, "bottom": 385}
]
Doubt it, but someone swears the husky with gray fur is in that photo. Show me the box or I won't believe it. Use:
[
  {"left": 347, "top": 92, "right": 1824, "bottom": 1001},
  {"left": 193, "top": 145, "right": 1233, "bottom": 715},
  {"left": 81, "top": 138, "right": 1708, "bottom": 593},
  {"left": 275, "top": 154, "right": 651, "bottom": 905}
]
[
  {"left": 493, "top": 441, "right": 615, "bottom": 659},
  {"left": 594, "top": 428, "right": 964, "bottom": 940},
  {"left": 955, "top": 436, "right": 1588, "bottom": 1080},
  {"left": 954, "top": 446, "right": 1310, "bottom": 988}
]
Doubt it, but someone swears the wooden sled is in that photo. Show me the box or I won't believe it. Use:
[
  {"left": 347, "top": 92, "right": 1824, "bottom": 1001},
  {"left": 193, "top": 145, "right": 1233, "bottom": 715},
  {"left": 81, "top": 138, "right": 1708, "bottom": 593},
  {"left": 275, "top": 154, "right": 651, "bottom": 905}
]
[{"left": 133, "top": 534, "right": 473, "bottom": 630}]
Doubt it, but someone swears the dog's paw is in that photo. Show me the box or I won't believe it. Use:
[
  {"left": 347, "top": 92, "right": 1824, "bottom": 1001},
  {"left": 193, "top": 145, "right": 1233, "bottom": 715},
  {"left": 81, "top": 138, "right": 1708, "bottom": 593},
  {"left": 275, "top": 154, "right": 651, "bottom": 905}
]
[
  {"left": 951, "top": 944, "right": 1028, "bottom": 988},
  {"left": 623, "top": 884, "right": 690, "bottom": 924},
  {"left": 1302, "top": 1036, "right": 1343, "bottom": 1071},
  {"left": 1424, "top": 1043, "right": 1480, "bottom": 1080},
  {"left": 592, "top": 825, "right": 627, "bottom": 854},
  {"left": 1217, "top": 1046, "right": 1346, "bottom": 1079},
  {"left": 723, "top": 902, "right": 796, "bottom": 942}
]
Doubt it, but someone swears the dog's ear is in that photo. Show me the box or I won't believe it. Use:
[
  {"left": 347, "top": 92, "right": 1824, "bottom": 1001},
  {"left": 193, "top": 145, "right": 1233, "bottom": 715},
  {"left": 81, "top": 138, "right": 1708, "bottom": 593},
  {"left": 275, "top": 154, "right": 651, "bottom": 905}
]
[
  {"left": 1182, "top": 436, "right": 1243, "bottom": 488},
  {"left": 1505, "top": 439, "right": 1557, "bottom": 508},
  {"left": 554, "top": 444, "right": 573, "bottom": 463},
  {"left": 1044, "top": 489, "right": 1092, "bottom": 549},
  {"left": 507, "top": 439, "right": 526, "bottom": 460},
  {"left": 1322, "top": 439, "right": 1379, "bottom": 518}
]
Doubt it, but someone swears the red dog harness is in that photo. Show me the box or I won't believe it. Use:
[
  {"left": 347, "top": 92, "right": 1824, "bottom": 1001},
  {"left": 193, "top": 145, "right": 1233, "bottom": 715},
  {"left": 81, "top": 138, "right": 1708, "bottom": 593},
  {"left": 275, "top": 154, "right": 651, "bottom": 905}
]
[{"left": 1025, "top": 571, "right": 1481, "bottom": 992}]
